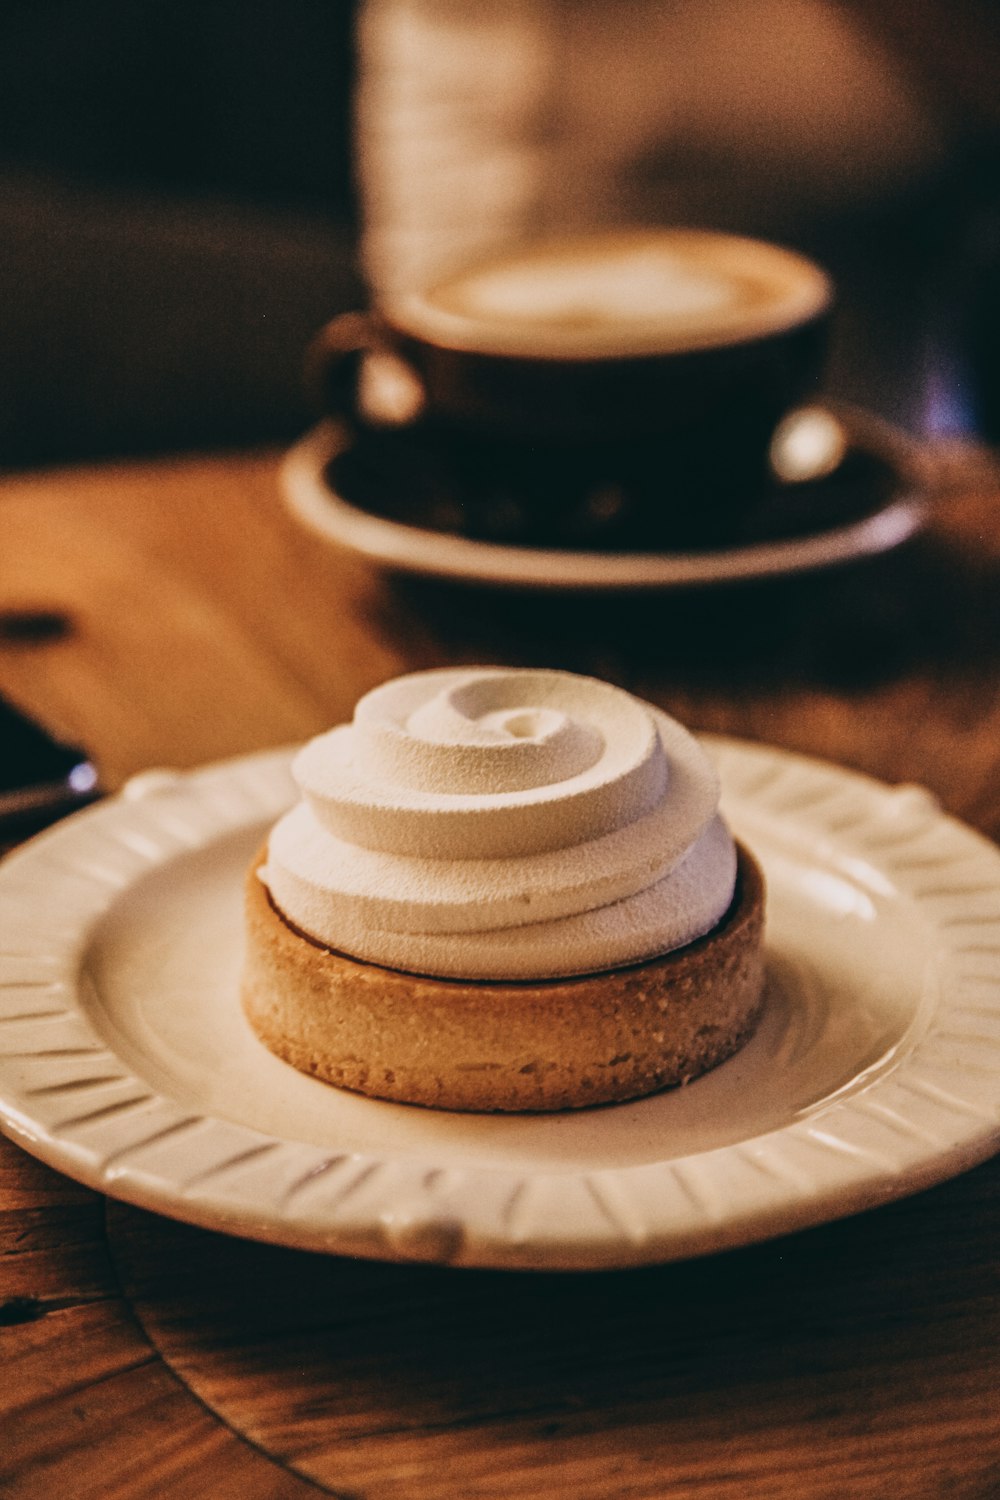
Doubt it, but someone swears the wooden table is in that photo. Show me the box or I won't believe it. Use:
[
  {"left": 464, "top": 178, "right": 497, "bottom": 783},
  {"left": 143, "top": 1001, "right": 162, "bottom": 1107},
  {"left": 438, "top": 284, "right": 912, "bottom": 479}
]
[{"left": 2, "top": 444, "right": 999, "bottom": 1499}]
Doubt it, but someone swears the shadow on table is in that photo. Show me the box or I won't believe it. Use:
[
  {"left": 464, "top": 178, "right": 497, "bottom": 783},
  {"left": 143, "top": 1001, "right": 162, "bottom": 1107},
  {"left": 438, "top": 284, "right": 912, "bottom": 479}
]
[{"left": 381, "top": 510, "right": 1000, "bottom": 699}]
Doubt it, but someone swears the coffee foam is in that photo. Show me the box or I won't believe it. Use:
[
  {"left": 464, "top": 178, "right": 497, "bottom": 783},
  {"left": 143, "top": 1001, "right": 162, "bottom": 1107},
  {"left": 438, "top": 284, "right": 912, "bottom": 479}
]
[
  {"left": 260, "top": 667, "right": 737, "bottom": 980},
  {"left": 387, "top": 230, "right": 831, "bottom": 360}
]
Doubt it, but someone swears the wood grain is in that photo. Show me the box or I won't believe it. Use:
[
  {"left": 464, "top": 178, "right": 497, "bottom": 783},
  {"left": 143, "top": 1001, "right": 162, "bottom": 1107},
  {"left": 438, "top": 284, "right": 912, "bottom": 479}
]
[
  {"left": 105, "top": 1160, "right": 1000, "bottom": 1500},
  {"left": 0, "top": 451, "right": 412, "bottom": 784},
  {"left": 0, "top": 1138, "right": 322, "bottom": 1499},
  {"left": 1, "top": 442, "right": 999, "bottom": 1497}
]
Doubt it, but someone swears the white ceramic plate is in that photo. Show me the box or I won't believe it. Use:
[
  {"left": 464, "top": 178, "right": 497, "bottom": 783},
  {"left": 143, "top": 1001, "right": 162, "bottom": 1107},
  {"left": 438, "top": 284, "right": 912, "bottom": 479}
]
[
  {"left": 280, "top": 410, "right": 928, "bottom": 590},
  {"left": 1, "top": 741, "right": 998, "bottom": 1271}
]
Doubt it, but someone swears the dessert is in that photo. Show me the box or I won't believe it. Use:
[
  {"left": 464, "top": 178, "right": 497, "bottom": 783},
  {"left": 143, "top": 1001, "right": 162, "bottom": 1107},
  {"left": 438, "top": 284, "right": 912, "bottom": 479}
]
[{"left": 242, "top": 667, "right": 765, "bottom": 1111}]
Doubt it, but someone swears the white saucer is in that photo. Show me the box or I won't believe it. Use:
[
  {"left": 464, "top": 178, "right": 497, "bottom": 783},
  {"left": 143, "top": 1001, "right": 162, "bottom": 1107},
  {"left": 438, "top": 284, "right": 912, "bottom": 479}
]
[
  {"left": 280, "top": 410, "right": 928, "bottom": 590},
  {"left": 1, "top": 740, "right": 998, "bottom": 1270}
]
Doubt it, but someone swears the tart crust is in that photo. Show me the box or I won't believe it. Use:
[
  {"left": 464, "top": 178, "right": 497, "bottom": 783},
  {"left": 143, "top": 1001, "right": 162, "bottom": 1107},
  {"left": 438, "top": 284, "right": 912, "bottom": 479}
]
[{"left": 242, "top": 842, "right": 766, "bottom": 1113}]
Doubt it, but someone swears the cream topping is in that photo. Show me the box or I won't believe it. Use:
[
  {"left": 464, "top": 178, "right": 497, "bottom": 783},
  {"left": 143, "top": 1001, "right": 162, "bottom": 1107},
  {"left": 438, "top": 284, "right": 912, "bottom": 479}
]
[{"left": 260, "top": 668, "right": 737, "bottom": 979}]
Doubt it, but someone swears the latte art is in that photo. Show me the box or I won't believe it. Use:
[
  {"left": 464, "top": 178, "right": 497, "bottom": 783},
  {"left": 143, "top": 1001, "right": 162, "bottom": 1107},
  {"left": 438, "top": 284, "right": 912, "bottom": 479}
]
[
  {"left": 261, "top": 668, "right": 737, "bottom": 979},
  {"left": 440, "top": 246, "right": 738, "bottom": 331},
  {"left": 388, "top": 229, "right": 831, "bottom": 360}
]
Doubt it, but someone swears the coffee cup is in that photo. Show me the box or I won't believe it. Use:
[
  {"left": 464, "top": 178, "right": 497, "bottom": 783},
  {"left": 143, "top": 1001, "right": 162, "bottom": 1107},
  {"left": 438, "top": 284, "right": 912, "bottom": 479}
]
[{"left": 308, "top": 229, "right": 833, "bottom": 548}]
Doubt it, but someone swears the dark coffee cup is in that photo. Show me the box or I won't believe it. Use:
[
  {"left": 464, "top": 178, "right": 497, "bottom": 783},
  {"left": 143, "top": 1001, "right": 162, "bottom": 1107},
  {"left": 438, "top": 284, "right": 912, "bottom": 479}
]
[{"left": 308, "top": 229, "right": 833, "bottom": 549}]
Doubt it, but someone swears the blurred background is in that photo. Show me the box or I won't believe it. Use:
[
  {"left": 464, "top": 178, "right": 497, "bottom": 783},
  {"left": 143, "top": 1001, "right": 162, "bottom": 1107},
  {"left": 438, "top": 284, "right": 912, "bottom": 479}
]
[{"left": 1, "top": 0, "right": 998, "bottom": 472}]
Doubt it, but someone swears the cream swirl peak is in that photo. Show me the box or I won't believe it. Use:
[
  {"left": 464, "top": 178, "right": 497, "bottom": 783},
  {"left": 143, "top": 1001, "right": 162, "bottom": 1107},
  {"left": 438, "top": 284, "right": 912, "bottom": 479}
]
[{"left": 260, "top": 668, "right": 737, "bottom": 979}]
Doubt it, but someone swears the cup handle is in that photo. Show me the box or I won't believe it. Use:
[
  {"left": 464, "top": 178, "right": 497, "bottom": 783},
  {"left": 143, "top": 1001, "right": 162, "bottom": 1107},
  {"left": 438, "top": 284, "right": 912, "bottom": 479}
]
[
  {"left": 304, "top": 311, "right": 376, "bottom": 422},
  {"left": 306, "top": 311, "right": 429, "bottom": 429}
]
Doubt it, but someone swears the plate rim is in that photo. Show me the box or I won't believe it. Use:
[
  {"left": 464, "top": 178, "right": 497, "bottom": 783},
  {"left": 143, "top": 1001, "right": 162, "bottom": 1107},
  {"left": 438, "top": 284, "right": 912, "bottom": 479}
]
[
  {"left": 279, "top": 407, "right": 929, "bottom": 591},
  {"left": 0, "top": 738, "right": 998, "bottom": 1271}
]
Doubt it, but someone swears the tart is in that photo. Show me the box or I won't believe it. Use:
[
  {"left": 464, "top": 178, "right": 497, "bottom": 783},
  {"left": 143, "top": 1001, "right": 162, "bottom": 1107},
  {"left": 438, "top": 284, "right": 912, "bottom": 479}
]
[
  {"left": 241, "top": 666, "right": 766, "bottom": 1112},
  {"left": 243, "top": 841, "right": 764, "bottom": 1112}
]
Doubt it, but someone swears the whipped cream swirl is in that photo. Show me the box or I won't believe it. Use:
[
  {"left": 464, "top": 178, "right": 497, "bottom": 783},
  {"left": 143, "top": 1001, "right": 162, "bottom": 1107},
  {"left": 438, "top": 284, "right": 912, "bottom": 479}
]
[{"left": 260, "top": 668, "right": 737, "bottom": 980}]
